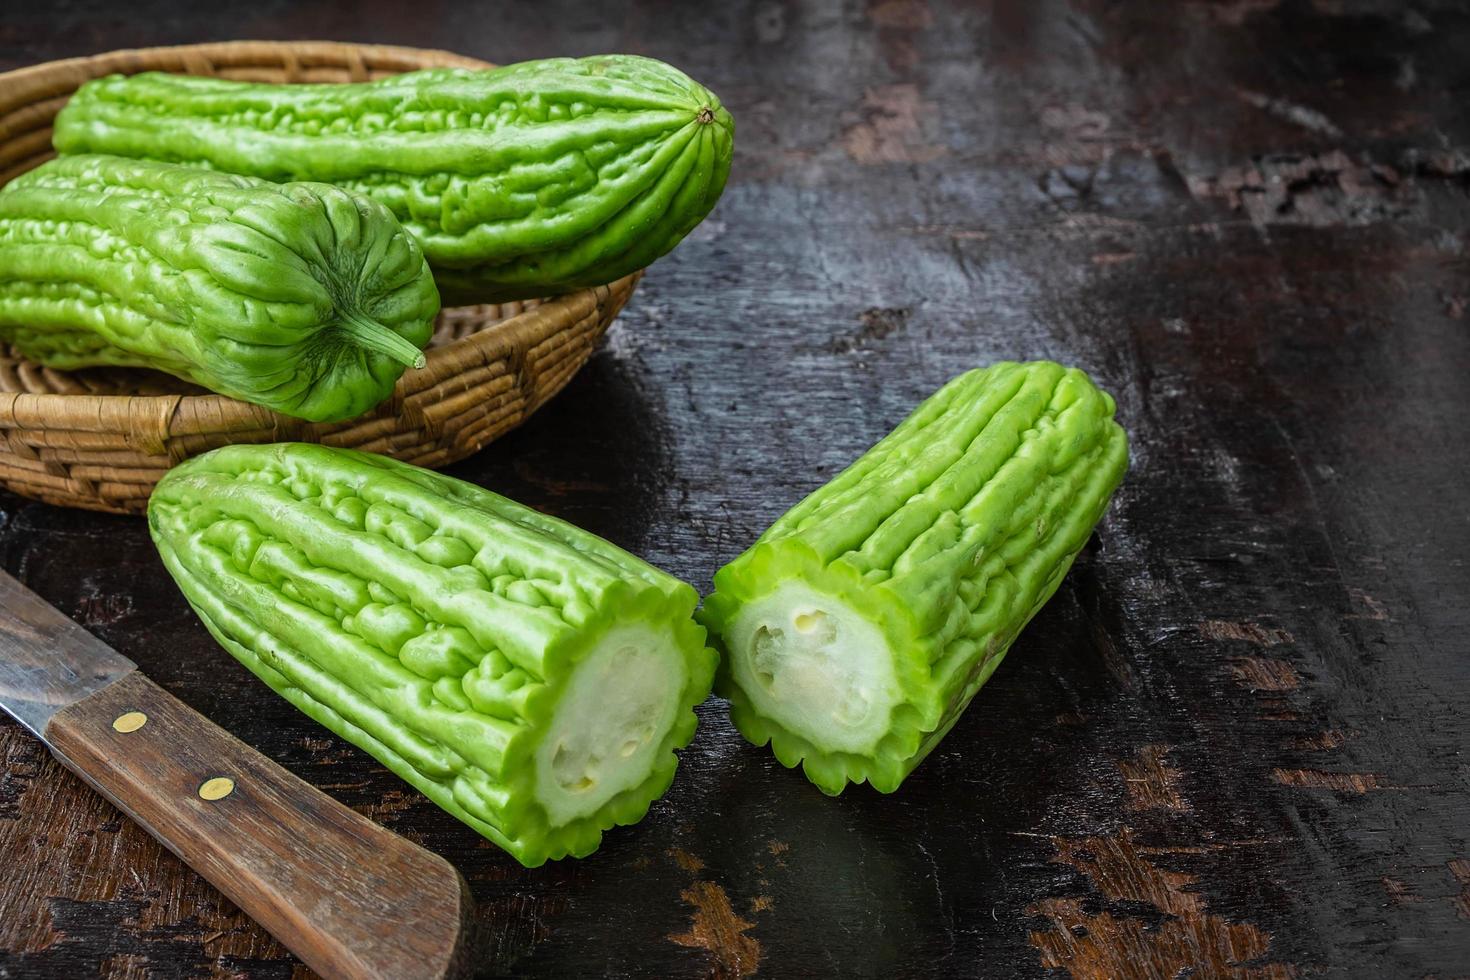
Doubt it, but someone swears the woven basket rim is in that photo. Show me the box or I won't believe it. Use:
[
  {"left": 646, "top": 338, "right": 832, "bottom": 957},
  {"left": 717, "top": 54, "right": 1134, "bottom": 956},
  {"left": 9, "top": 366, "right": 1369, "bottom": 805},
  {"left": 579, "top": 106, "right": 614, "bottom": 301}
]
[{"left": 0, "top": 38, "right": 492, "bottom": 86}]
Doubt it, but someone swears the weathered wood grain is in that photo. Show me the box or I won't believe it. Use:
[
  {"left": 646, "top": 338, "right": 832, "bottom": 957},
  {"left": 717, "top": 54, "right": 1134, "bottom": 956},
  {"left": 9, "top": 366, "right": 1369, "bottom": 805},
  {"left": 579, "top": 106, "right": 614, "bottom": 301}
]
[{"left": 3, "top": 0, "right": 1469, "bottom": 976}]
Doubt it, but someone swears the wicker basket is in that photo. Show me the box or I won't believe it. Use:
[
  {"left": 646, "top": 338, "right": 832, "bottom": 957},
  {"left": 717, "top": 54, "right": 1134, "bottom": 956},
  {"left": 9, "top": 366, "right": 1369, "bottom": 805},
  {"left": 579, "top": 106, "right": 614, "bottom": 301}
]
[{"left": 0, "top": 41, "right": 639, "bottom": 514}]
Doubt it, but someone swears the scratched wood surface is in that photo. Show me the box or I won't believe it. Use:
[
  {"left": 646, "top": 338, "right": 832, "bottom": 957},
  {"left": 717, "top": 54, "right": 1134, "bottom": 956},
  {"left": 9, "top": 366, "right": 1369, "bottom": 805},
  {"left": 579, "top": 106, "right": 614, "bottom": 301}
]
[{"left": 2, "top": 1, "right": 1468, "bottom": 977}]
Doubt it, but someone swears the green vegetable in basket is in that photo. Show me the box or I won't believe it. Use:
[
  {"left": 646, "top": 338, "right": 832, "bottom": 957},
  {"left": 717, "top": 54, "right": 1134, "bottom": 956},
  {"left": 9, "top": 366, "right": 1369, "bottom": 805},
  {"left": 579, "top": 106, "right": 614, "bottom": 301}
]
[
  {"left": 54, "top": 55, "right": 735, "bottom": 305},
  {"left": 700, "top": 361, "right": 1128, "bottom": 796},
  {"left": 148, "top": 442, "right": 718, "bottom": 867},
  {"left": 0, "top": 154, "right": 439, "bottom": 422}
]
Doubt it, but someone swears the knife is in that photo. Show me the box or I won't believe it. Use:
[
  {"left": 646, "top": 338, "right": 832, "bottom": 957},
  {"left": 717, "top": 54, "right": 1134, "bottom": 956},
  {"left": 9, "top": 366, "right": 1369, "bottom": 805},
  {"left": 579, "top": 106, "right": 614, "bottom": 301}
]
[{"left": 0, "top": 570, "right": 474, "bottom": 979}]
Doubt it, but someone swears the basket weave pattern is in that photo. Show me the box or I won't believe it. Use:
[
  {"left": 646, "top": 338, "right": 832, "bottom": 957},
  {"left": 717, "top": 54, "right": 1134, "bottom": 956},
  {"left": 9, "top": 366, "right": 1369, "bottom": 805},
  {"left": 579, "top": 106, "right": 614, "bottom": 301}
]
[{"left": 0, "top": 41, "right": 637, "bottom": 513}]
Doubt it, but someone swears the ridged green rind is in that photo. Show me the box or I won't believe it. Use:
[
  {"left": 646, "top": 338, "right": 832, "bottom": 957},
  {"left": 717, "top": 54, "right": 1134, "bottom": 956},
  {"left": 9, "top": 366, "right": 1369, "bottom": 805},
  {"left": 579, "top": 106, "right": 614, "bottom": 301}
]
[
  {"left": 701, "top": 361, "right": 1129, "bottom": 795},
  {"left": 147, "top": 443, "right": 717, "bottom": 866},
  {"left": 0, "top": 154, "right": 439, "bottom": 422},
  {"left": 54, "top": 56, "right": 735, "bottom": 305}
]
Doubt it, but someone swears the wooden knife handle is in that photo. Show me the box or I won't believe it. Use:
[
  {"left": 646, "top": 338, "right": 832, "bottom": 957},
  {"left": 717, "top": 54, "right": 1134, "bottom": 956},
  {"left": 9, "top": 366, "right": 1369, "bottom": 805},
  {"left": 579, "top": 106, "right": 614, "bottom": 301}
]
[{"left": 44, "top": 671, "right": 474, "bottom": 980}]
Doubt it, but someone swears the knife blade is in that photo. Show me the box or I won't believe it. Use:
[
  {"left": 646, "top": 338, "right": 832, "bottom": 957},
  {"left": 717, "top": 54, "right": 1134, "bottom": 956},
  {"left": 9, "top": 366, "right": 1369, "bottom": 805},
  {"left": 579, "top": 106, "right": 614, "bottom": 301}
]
[
  {"left": 0, "top": 570, "right": 137, "bottom": 738},
  {"left": 0, "top": 569, "right": 473, "bottom": 979}
]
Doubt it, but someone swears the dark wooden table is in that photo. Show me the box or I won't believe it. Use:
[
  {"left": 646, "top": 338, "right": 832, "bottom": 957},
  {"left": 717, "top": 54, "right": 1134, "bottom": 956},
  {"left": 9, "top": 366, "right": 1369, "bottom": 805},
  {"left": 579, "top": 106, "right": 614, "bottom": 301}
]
[{"left": 3, "top": 2, "right": 1469, "bottom": 977}]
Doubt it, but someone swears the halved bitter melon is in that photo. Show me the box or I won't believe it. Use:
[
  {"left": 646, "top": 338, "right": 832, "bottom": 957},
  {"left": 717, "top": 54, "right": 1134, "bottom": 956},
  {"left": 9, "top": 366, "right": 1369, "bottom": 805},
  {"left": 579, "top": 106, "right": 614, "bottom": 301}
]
[
  {"left": 148, "top": 443, "right": 718, "bottom": 866},
  {"left": 701, "top": 361, "right": 1129, "bottom": 795}
]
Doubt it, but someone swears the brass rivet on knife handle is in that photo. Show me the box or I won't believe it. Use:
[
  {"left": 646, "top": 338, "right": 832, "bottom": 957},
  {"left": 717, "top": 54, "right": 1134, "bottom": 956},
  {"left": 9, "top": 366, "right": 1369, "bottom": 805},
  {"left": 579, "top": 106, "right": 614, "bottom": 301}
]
[
  {"left": 112, "top": 711, "right": 147, "bottom": 733},
  {"left": 198, "top": 776, "right": 235, "bottom": 801}
]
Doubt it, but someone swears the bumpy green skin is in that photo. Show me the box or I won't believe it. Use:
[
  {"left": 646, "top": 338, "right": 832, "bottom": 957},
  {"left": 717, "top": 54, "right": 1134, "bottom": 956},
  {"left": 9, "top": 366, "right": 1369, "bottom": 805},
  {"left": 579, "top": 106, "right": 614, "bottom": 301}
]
[
  {"left": 148, "top": 443, "right": 717, "bottom": 866},
  {"left": 701, "top": 362, "right": 1129, "bottom": 796},
  {"left": 54, "top": 56, "right": 735, "bottom": 305},
  {"left": 0, "top": 155, "right": 439, "bottom": 422}
]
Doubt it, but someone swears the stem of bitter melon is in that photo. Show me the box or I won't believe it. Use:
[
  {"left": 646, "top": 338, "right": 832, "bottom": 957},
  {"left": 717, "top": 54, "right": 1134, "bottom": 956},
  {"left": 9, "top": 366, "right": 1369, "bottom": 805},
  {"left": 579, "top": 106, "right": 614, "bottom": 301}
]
[{"left": 339, "top": 310, "right": 428, "bottom": 370}]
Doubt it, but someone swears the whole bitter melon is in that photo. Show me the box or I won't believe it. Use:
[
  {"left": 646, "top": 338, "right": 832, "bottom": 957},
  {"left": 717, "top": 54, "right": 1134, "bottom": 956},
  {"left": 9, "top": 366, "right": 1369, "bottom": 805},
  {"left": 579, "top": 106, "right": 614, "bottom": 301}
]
[
  {"left": 55, "top": 56, "right": 735, "bottom": 305},
  {"left": 701, "top": 361, "right": 1128, "bottom": 796},
  {"left": 148, "top": 443, "right": 717, "bottom": 866},
  {"left": 0, "top": 154, "right": 439, "bottom": 422}
]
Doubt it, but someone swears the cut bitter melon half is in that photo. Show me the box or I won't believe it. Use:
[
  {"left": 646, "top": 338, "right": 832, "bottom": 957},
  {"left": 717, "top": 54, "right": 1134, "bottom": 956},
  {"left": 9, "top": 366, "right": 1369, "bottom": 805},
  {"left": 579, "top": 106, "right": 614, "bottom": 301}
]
[
  {"left": 148, "top": 443, "right": 717, "bottom": 866},
  {"left": 702, "top": 361, "right": 1129, "bottom": 796}
]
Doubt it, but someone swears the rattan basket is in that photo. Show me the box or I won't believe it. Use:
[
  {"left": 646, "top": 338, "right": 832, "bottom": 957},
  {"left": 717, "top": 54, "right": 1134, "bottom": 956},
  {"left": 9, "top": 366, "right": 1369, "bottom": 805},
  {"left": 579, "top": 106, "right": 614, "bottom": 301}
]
[{"left": 0, "top": 40, "right": 639, "bottom": 514}]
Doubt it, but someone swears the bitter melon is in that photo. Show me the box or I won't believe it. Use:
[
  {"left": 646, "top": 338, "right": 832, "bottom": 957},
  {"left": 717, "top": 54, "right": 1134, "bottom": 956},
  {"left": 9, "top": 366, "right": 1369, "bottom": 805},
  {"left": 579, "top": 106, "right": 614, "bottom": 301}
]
[
  {"left": 54, "top": 56, "right": 734, "bottom": 305},
  {"left": 148, "top": 443, "right": 718, "bottom": 866},
  {"left": 701, "top": 361, "right": 1128, "bottom": 796},
  {"left": 0, "top": 154, "right": 438, "bottom": 422}
]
